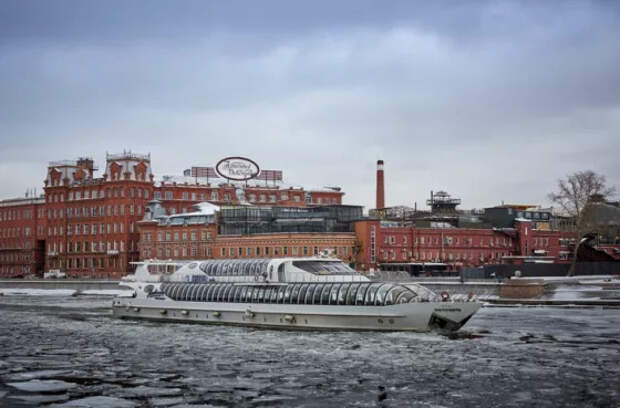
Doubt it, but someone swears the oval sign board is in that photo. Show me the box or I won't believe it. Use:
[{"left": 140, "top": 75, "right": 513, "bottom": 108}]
[{"left": 216, "top": 157, "right": 260, "bottom": 181}]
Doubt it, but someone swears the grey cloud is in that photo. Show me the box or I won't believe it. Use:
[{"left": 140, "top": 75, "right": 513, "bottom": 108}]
[{"left": 0, "top": 1, "right": 618, "bottom": 210}]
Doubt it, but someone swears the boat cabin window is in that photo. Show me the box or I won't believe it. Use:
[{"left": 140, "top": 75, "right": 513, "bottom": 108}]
[
  {"left": 277, "top": 286, "right": 286, "bottom": 303},
  {"left": 364, "top": 283, "right": 383, "bottom": 306},
  {"left": 298, "top": 284, "right": 309, "bottom": 304},
  {"left": 292, "top": 261, "right": 357, "bottom": 275},
  {"left": 198, "top": 285, "right": 211, "bottom": 302},
  {"left": 337, "top": 283, "right": 350, "bottom": 305},
  {"left": 356, "top": 284, "right": 369, "bottom": 305},
  {"left": 180, "top": 285, "right": 192, "bottom": 300},
  {"left": 320, "top": 284, "right": 333, "bottom": 305},
  {"left": 375, "top": 284, "right": 391, "bottom": 306},
  {"left": 305, "top": 284, "right": 317, "bottom": 304},
  {"left": 229, "top": 286, "right": 240, "bottom": 302},
  {"left": 283, "top": 285, "right": 292, "bottom": 303},
  {"left": 346, "top": 283, "right": 361, "bottom": 305},
  {"left": 290, "top": 284, "right": 302, "bottom": 304},
  {"left": 189, "top": 285, "right": 200, "bottom": 301},
  {"left": 329, "top": 284, "right": 342, "bottom": 305}
]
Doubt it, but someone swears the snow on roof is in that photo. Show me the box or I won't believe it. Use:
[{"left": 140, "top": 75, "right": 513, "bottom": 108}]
[{"left": 168, "top": 201, "right": 219, "bottom": 218}]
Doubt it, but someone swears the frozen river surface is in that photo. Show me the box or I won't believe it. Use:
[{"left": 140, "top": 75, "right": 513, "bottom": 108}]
[{"left": 1, "top": 294, "right": 619, "bottom": 407}]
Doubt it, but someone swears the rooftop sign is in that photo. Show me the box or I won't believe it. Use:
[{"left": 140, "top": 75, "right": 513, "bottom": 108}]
[{"left": 216, "top": 157, "right": 260, "bottom": 181}]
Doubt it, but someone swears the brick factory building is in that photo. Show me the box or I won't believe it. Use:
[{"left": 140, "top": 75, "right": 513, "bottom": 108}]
[
  {"left": 1, "top": 152, "right": 613, "bottom": 279},
  {"left": 353, "top": 219, "right": 576, "bottom": 272},
  {"left": 137, "top": 201, "right": 359, "bottom": 265},
  {"left": 0, "top": 197, "right": 47, "bottom": 277},
  {"left": 354, "top": 159, "right": 580, "bottom": 273},
  {"left": 0, "top": 152, "right": 346, "bottom": 278}
]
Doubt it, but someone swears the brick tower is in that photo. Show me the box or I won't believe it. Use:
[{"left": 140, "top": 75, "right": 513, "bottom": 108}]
[{"left": 376, "top": 160, "right": 385, "bottom": 209}]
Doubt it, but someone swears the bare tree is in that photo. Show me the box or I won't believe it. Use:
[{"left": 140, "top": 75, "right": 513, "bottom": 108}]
[{"left": 549, "top": 170, "right": 616, "bottom": 275}]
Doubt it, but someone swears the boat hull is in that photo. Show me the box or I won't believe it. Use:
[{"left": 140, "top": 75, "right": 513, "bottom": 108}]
[{"left": 112, "top": 298, "right": 480, "bottom": 332}]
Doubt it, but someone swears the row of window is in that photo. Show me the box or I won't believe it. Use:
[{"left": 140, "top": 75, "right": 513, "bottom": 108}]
[
  {"left": 216, "top": 246, "right": 351, "bottom": 258},
  {"left": 162, "top": 282, "right": 415, "bottom": 306},
  {"left": 50, "top": 256, "right": 122, "bottom": 270},
  {"left": 0, "top": 253, "right": 32, "bottom": 263},
  {"left": 153, "top": 190, "right": 340, "bottom": 205},
  {"left": 47, "top": 240, "right": 136, "bottom": 254},
  {"left": 0, "top": 227, "right": 32, "bottom": 238},
  {"left": 383, "top": 235, "right": 513, "bottom": 248},
  {"left": 155, "top": 230, "right": 212, "bottom": 242},
  {"left": 152, "top": 246, "right": 207, "bottom": 259},
  {"left": 193, "top": 259, "right": 271, "bottom": 276},
  {"left": 47, "top": 222, "right": 136, "bottom": 237},
  {"left": 46, "top": 204, "right": 143, "bottom": 220},
  {"left": 380, "top": 250, "right": 510, "bottom": 262},
  {"left": 0, "top": 208, "right": 34, "bottom": 221},
  {"left": 0, "top": 240, "right": 33, "bottom": 250}
]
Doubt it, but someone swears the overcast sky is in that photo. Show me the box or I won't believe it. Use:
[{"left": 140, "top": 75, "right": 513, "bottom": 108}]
[{"left": 1, "top": 1, "right": 619, "bottom": 211}]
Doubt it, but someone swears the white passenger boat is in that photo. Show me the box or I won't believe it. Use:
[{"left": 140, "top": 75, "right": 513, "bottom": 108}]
[{"left": 112, "top": 257, "right": 481, "bottom": 332}]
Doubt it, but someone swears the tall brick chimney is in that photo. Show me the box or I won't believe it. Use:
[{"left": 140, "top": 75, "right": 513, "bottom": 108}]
[{"left": 376, "top": 160, "right": 385, "bottom": 209}]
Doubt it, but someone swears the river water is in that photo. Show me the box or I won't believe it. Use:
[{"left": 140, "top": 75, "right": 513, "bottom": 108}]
[{"left": 0, "top": 294, "right": 619, "bottom": 407}]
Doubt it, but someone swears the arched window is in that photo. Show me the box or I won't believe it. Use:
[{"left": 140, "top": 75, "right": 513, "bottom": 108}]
[
  {"left": 290, "top": 284, "right": 302, "bottom": 304},
  {"left": 188, "top": 285, "right": 200, "bottom": 301},
  {"left": 320, "top": 284, "right": 333, "bottom": 305},
  {"left": 356, "top": 283, "right": 370, "bottom": 305},
  {"left": 305, "top": 284, "right": 317, "bottom": 304},
  {"left": 338, "top": 283, "right": 351, "bottom": 305},
  {"left": 276, "top": 286, "right": 286, "bottom": 303},
  {"left": 375, "top": 284, "right": 391, "bottom": 306},
  {"left": 346, "top": 283, "right": 361, "bottom": 305},
  {"left": 205, "top": 284, "right": 218, "bottom": 302},
  {"left": 199, "top": 284, "right": 210, "bottom": 301},
  {"left": 298, "top": 284, "right": 309, "bottom": 305},
  {"left": 364, "top": 283, "right": 383, "bottom": 306},
  {"left": 228, "top": 285, "right": 242, "bottom": 303},
  {"left": 329, "top": 284, "right": 342, "bottom": 305},
  {"left": 238, "top": 286, "right": 249, "bottom": 303}
]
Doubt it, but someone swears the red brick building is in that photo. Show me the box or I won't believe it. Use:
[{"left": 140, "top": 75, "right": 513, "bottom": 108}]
[
  {"left": 353, "top": 219, "right": 576, "bottom": 272},
  {"left": 0, "top": 151, "right": 347, "bottom": 278},
  {"left": 0, "top": 197, "right": 47, "bottom": 277},
  {"left": 137, "top": 202, "right": 357, "bottom": 264},
  {"left": 43, "top": 153, "right": 154, "bottom": 278}
]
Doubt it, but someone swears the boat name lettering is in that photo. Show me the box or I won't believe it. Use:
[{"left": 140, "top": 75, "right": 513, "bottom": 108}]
[{"left": 434, "top": 308, "right": 462, "bottom": 312}]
